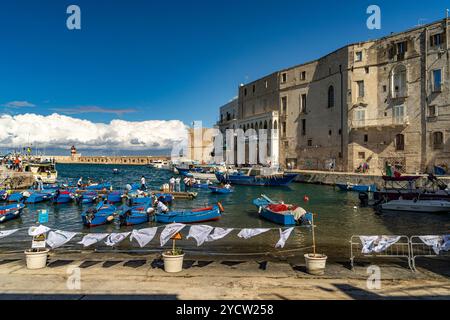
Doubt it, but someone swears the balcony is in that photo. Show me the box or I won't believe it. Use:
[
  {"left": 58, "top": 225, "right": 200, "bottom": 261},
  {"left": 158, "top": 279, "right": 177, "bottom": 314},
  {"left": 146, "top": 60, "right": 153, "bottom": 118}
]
[{"left": 350, "top": 116, "right": 410, "bottom": 130}]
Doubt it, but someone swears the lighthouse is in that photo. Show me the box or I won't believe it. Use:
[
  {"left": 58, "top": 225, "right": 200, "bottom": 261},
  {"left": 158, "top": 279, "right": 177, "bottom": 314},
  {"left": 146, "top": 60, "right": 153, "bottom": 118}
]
[{"left": 70, "top": 145, "right": 77, "bottom": 159}]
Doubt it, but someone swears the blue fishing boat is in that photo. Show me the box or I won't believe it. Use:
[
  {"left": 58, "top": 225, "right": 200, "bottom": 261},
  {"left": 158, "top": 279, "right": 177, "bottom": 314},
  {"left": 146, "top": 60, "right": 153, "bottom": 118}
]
[
  {"left": 209, "top": 186, "right": 233, "bottom": 194},
  {"left": 52, "top": 191, "right": 74, "bottom": 204},
  {"left": 119, "top": 199, "right": 152, "bottom": 226},
  {"left": 86, "top": 182, "right": 112, "bottom": 191},
  {"left": 107, "top": 191, "right": 122, "bottom": 204},
  {"left": 252, "top": 195, "right": 312, "bottom": 226},
  {"left": 80, "top": 191, "right": 99, "bottom": 204},
  {"left": 336, "top": 183, "right": 377, "bottom": 192},
  {"left": 155, "top": 193, "right": 174, "bottom": 203},
  {"left": 192, "top": 183, "right": 211, "bottom": 189},
  {"left": 6, "top": 192, "right": 24, "bottom": 203},
  {"left": 215, "top": 167, "right": 298, "bottom": 187},
  {"left": 25, "top": 192, "right": 52, "bottom": 204},
  {"left": 81, "top": 202, "right": 116, "bottom": 227},
  {"left": 154, "top": 204, "right": 223, "bottom": 224},
  {"left": 0, "top": 203, "right": 24, "bottom": 223}
]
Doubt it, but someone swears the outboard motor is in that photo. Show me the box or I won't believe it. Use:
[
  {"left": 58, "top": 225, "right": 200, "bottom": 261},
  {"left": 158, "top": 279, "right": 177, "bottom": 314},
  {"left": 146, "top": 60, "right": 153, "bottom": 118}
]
[{"left": 358, "top": 192, "right": 369, "bottom": 207}]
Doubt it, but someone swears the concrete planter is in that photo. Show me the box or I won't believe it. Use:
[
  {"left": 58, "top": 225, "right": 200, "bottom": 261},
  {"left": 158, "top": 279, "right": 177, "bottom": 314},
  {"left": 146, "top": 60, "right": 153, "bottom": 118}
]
[
  {"left": 304, "top": 253, "right": 327, "bottom": 275},
  {"left": 162, "top": 252, "right": 185, "bottom": 273},
  {"left": 24, "top": 249, "right": 49, "bottom": 269}
]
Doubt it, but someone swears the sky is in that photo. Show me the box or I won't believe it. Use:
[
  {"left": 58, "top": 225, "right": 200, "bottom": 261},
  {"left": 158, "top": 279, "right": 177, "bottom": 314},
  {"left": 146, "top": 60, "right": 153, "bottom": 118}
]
[{"left": 0, "top": 0, "right": 448, "bottom": 154}]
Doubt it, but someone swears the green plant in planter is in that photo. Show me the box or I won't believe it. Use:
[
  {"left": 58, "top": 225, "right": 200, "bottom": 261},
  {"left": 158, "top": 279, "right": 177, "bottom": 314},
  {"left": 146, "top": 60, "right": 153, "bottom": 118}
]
[{"left": 166, "top": 232, "right": 184, "bottom": 256}]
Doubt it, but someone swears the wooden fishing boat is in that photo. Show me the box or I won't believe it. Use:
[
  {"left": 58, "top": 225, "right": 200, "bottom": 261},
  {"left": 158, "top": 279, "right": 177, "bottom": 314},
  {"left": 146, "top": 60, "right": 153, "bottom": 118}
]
[
  {"left": 79, "top": 191, "right": 99, "bottom": 204},
  {"left": 52, "top": 191, "right": 74, "bottom": 204},
  {"left": 86, "top": 182, "right": 112, "bottom": 191},
  {"left": 154, "top": 204, "right": 223, "bottom": 224},
  {"left": 107, "top": 191, "right": 122, "bottom": 203},
  {"left": 209, "top": 186, "right": 233, "bottom": 194},
  {"left": 24, "top": 191, "right": 53, "bottom": 204},
  {"left": 81, "top": 202, "right": 116, "bottom": 227},
  {"left": 216, "top": 167, "right": 297, "bottom": 187},
  {"left": 6, "top": 192, "right": 24, "bottom": 203},
  {"left": 252, "top": 195, "right": 312, "bottom": 226},
  {"left": 336, "top": 183, "right": 377, "bottom": 192},
  {"left": 0, "top": 203, "right": 25, "bottom": 223},
  {"left": 119, "top": 199, "right": 153, "bottom": 226}
]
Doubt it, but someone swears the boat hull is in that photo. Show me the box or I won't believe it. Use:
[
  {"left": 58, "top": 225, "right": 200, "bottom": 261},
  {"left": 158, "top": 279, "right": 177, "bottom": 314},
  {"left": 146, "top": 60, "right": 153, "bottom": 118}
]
[
  {"left": 0, "top": 204, "right": 24, "bottom": 223},
  {"left": 381, "top": 200, "right": 450, "bottom": 213},
  {"left": 209, "top": 186, "right": 233, "bottom": 194},
  {"left": 336, "top": 183, "right": 377, "bottom": 192},
  {"left": 216, "top": 172, "right": 298, "bottom": 186},
  {"left": 155, "top": 206, "right": 221, "bottom": 224}
]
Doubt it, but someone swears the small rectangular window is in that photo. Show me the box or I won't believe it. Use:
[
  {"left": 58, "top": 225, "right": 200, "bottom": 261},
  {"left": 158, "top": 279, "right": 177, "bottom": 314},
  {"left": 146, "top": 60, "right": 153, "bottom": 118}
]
[
  {"left": 307, "top": 139, "right": 312, "bottom": 147},
  {"left": 301, "top": 119, "right": 306, "bottom": 136},
  {"left": 433, "top": 69, "right": 442, "bottom": 92},
  {"left": 397, "top": 41, "right": 408, "bottom": 54},
  {"left": 364, "top": 134, "right": 368, "bottom": 143},
  {"left": 357, "top": 81, "right": 365, "bottom": 98},
  {"left": 365, "top": 67, "right": 369, "bottom": 74},
  {"left": 430, "top": 33, "right": 443, "bottom": 47},
  {"left": 281, "top": 97, "right": 288, "bottom": 114},
  {"left": 358, "top": 152, "right": 365, "bottom": 159},
  {"left": 281, "top": 73, "right": 287, "bottom": 83},
  {"left": 355, "top": 51, "right": 363, "bottom": 62},
  {"left": 300, "top": 71, "right": 306, "bottom": 80},
  {"left": 300, "top": 94, "right": 307, "bottom": 113},
  {"left": 428, "top": 105, "right": 437, "bottom": 117}
]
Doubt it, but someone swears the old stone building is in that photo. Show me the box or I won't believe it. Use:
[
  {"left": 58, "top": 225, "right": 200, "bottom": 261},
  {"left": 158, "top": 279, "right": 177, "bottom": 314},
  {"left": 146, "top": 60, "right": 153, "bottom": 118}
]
[{"left": 218, "top": 18, "right": 450, "bottom": 174}]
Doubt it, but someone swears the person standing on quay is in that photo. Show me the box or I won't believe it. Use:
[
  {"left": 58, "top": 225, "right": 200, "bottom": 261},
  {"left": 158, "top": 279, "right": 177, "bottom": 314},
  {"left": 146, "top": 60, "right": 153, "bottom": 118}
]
[
  {"left": 141, "top": 176, "right": 147, "bottom": 191},
  {"left": 175, "top": 176, "right": 181, "bottom": 192},
  {"left": 169, "top": 176, "right": 176, "bottom": 192}
]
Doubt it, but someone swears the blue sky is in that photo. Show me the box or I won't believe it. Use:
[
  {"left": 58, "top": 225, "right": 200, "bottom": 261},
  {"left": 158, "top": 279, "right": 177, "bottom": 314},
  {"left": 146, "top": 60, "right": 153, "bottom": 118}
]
[{"left": 0, "top": 0, "right": 448, "bottom": 127}]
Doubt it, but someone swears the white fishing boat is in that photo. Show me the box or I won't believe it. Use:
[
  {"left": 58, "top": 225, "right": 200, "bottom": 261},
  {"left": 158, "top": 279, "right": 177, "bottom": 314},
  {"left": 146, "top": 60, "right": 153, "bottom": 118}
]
[
  {"left": 23, "top": 161, "right": 58, "bottom": 184},
  {"left": 381, "top": 199, "right": 450, "bottom": 213},
  {"left": 148, "top": 160, "right": 171, "bottom": 170}
]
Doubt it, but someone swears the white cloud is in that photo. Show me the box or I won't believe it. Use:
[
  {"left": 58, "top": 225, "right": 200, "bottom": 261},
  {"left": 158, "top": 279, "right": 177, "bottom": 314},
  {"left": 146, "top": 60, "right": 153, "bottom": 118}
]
[
  {"left": 0, "top": 113, "right": 188, "bottom": 150},
  {"left": 3, "top": 101, "right": 36, "bottom": 108}
]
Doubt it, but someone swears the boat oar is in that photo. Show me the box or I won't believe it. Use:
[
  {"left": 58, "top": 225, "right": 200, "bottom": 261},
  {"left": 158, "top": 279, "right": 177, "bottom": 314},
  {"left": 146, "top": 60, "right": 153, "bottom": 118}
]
[{"left": 261, "top": 194, "right": 275, "bottom": 204}]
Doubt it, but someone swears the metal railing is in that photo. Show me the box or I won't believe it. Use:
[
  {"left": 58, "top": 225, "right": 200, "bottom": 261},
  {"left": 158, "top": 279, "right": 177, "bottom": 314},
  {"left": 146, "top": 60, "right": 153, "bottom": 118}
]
[
  {"left": 350, "top": 116, "right": 410, "bottom": 129},
  {"left": 350, "top": 235, "right": 412, "bottom": 270},
  {"left": 410, "top": 236, "right": 450, "bottom": 272}
]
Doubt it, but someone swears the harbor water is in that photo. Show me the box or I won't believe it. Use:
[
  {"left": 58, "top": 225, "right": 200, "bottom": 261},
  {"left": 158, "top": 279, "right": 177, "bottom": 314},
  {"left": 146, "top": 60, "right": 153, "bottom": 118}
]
[{"left": 1, "top": 164, "right": 449, "bottom": 260}]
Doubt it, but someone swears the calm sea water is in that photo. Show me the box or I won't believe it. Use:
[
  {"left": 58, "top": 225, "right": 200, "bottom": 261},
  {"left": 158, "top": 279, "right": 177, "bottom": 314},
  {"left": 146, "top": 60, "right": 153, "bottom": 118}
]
[{"left": 1, "top": 164, "right": 449, "bottom": 259}]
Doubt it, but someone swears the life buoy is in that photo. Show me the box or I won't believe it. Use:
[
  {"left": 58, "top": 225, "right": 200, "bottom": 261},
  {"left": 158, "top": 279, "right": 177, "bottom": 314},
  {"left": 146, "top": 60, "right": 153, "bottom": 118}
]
[{"left": 217, "top": 202, "right": 225, "bottom": 213}]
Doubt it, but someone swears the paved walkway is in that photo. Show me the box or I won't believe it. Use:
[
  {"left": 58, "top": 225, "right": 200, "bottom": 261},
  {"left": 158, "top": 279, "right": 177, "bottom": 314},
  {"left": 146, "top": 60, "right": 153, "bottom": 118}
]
[{"left": 0, "top": 252, "right": 448, "bottom": 300}]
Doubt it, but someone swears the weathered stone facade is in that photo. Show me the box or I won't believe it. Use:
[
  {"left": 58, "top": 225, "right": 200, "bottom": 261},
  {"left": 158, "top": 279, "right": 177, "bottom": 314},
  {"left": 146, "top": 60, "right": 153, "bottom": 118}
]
[{"left": 218, "top": 19, "right": 450, "bottom": 174}]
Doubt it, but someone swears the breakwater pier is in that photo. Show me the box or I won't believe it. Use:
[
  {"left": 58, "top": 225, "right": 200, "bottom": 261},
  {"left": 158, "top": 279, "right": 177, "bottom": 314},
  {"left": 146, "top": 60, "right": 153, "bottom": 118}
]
[{"left": 52, "top": 155, "right": 170, "bottom": 166}]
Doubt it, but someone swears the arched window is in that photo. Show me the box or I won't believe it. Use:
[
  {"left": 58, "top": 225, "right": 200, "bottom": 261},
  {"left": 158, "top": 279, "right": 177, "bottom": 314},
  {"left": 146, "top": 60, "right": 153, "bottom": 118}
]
[
  {"left": 255, "top": 123, "right": 259, "bottom": 131},
  {"left": 433, "top": 131, "right": 444, "bottom": 149},
  {"left": 273, "top": 120, "right": 278, "bottom": 130},
  {"left": 395, "top": 134, "right": 405, "bottom": 151},
  {"left": 264, "top": 120, "right": 268, "bottom": 129},
  {"left": 391, "top": 64, "right": 407, "bottom": 98},
  {"left": 328, "top": 85, "right": 335, "bottom": 108}
]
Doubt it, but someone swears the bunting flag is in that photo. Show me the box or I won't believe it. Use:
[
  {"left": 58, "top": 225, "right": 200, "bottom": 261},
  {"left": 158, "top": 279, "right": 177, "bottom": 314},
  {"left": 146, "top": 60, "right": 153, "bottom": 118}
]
[
  {"left": 206, "top": 227, "right": 234, "bottom": 242},
  {"left": 237, "top": 228, "right": 270, "bottom": 240},
  {"left": 47, "top": 230, "right": 79, "bottom": 249},
  {"left": 130, "top": 228, "right": 158, "bottom": 247},
  {"left": 0, "top": 229, "right": 19, "bottom": 240},
  {"left": 78, "top": 233, "right": 109, "bottom": 247},
  {"left": 105, "top": 232, "right": 131, "bottom": 247},
  {"left": 187, "top": 225, "right": 214, "bottom": 246},
  {"left": 275, "top": 228, "right": 294, "bottom": 248},
  {"left": 28, "top": 225, "right": 51, "bottom": 236},
  {"left": 160, "top": 223, "right": 185, "bottom": 247}
]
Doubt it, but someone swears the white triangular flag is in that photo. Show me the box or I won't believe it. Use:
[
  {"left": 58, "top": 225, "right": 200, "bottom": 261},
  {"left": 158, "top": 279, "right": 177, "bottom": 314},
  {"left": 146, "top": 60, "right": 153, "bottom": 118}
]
[
  {"left": 275, "top": 228, "right": 294, "bottom": 248},
  {"left": 47, "top": 230, "right": 79, "bottom": 249},
  {"left": 78, "top": 233, "right": 109, "bottom": 247},
  {"left": 130, "top": 228, "right": 158, "bottom": 248},
  {"left": 237, "top": 228, "right": 270, "bottom": 239},
  {"left": 187, "top": 225, "right": 214, "bottom": 246},
  {"left": 160, "top": 223, "right": 185, "bottom": 246},
  {"left": 105, "top": 232, "right": 131, "bottom": 247},
  {"left": 206, "top": 227, "right": 234, "bottom": 242},
  {"left": 28, "top": 225, "right": 51, "bottom": 236},
  {"left": 0, "top": 229, "right": 19, "bottom": 239}
]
